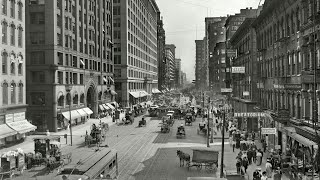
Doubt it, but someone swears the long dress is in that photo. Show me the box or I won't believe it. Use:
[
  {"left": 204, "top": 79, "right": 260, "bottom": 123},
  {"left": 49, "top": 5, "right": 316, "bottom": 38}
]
[{"left": 265, "top": 162, "right": 273, "bottom": 178}]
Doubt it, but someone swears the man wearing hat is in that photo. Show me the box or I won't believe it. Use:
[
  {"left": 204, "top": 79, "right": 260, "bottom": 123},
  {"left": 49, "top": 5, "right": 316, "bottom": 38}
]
[
  {"left": 253, "top": 168, "right": 262, "bottom": 180},
  {"left": 273, "top": 167, "right": 282, "bottom": 180},
  {"left": 265, "top": 158, "right": 273, "bottom": 178}
]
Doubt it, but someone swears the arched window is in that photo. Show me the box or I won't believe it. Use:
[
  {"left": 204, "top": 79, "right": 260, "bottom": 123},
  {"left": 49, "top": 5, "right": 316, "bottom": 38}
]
[
  {"left": 10, "top": 0, "right": 15, "bottom": 18},
  {"left": 2, "top": 82, "right": 8, "bottom": 105},
  {"left": 10, "top": 83, "right": 16, "bottom": 104},
  {"left": 10, "top": 62, "right": 15, "bottom": 74},
  {"left": 66, "top": 93, "right": 71, "bottom": 105},
  {"left": 18, "top": 2, "right": 22, "bottom": 20},
  {"left": 2, "top": 51, "right": 7, "bottom": 74},
  {"left": 58, "top": 95, "right": 64, "bottom": 106},
  {"left": 80, "top": 94, "right": 84, "bottom": 103},
  {"left": 10, "top": 23, "right": 15, "bottom": 45},
  {"left": 17, "top": 26, "right": 22, "bottom": 47},
  {"left": 98, "top": 91, "right": 102, "bottom": 100},
  {"left": 2, "top": 20, "right": 7, "bottom": 44},
  {"left": 18, "top": 83, "right": 23, "bottom": 103},
  {"left": 73, "top": 93, "right": 78, "bottom": 105},
  {"left": 18, "top": 62, "right": 22, "bottom": 75}
]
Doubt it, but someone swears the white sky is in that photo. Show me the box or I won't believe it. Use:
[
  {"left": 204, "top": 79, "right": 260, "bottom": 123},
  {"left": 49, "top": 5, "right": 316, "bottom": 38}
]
[{"left": 155, "top": 0, "right": 265, "bottom": 81}]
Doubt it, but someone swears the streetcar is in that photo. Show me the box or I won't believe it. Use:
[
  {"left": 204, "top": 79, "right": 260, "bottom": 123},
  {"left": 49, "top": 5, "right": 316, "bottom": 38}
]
[{"left": 55, "top": 147, "right": 118, "bottom": 180}]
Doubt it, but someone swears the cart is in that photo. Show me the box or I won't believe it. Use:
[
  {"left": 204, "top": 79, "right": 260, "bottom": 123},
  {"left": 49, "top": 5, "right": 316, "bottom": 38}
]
[
  {"left": 197, "top": 122, "right": 207, "bottom": 135},
  {"left": 176, "top": 126, "right": 186, "bottom": 138},
  {"left": 187, "top": 148, "right": 219, "bottom": 172},
  {"left": 0, "top": 149, "right": 25, "bottom": 179},
  {"left": 185, "top": 113, "right": 193, "bottom": 126}
]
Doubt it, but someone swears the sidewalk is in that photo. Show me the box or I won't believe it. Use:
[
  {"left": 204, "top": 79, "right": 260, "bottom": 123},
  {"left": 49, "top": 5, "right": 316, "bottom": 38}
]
[{"left": 0, "top": 114, "right": 119, "bottom": 154}]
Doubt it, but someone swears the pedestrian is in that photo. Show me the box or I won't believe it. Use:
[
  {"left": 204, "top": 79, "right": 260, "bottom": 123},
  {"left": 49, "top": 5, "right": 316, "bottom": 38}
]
[
  {"left": 232, "top": 140, "right": 236, "bottom": 152},
  {"left": 256, "top": 150, "right": 262, "bottom": 166},
  {"left": 262, "top": 139, "right": 267, "bottom": 152},
  {"left": 236, "top": 158, "right": 241, "bottom": 174},
  {"left": 253, "top": 168, "right": 262, "bottom": 180},
  {"left": 273, "top": 167, "right": 282, "bottom": 180},
  {"left": 261, "top": 171, "right": 268, "bottom": 180},
  {"left": 244, "top": 131, "right": 248, "bottom": 141},
  {"left": 242, "top": 156, "right": 249, "bottom": 173},
  {"left": 252, "top": 148, "right": 257, "bottom": 163},
  {"left": 46, "top": 129, "right": 50, "bottom": 136},
  {"left": 252, "top": 131, "right": 256, "bottom": 140},
  {"left": 265, "top": 159, "right": 273, "bottom": 178},
  {"left": 247, "top": 149, "right": 252, "bottom": 165}
]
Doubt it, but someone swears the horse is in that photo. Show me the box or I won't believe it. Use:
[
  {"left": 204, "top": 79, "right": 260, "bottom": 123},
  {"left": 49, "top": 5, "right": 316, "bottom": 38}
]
[{"left": 176, "top": 150, "right": 190, "bottom": 167}]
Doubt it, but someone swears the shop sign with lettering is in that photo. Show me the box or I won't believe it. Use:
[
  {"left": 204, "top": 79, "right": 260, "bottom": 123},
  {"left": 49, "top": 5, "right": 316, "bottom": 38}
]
[
  {"left": 234, "top": 112, "right": 265, "bottom": 117},
  {"left": 274, "top": 84, "right": 285, "bottom": 89},
  {"left": 261, "top": 128, "right": 277, "bottom": 134},
  {"left": 284, "top": 84, "right": 302, "bottom": 90},
  {"left": 5, "top": 114, "right": 13, "bottom": 123}
]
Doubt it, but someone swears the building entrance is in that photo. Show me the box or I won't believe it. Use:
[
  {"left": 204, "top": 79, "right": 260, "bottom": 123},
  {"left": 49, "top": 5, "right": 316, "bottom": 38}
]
[{"left": 86, "top": 85, "right": 96, "bottom": 117}]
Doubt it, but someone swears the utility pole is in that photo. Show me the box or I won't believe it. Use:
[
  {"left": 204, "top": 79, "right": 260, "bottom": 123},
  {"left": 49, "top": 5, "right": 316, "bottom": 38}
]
[
  {"left": 207, "top": 97, "right": 210, "bottom": 147},
  {"left": 220, "top": 109, "right": 226, "bottom": 178}
]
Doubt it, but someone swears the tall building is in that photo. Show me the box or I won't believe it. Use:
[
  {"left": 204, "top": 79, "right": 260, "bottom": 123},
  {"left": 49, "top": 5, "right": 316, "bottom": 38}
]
[
  {"left": 195, "top": 39, "right": 205, "bottom": 89},
  {"left": 207, "top": 17, "right": 227, "bottom": 90},
  {"left": 165, "top": 45, "right": 175, "bottom": 90},
  {"left": 157, "top": 14, "right": 166, "bottom": 92},
  {"left": 181, "top": 71, "right": 187, "bottom": 87},
  {"left": 230, "top": 18, "right": 258, "bottom": 132},
  {"left": 204, "top": 17, "right": 225, "bottom": 89},
  {"left": 224, "top": 8, "right": 260, "bottom": 90},
  {"left": 26, "top": 0, "right": 115, "bottom": 132},
  {"left": 113, "top": 0, "right": 159, "bottom": 107},
  {"left": 175, "top": 58, "right": 181, "bottom": 88},
  {"left": 212, "top": 42, "right": 226, "bottom": 91},
  {"left": 0, "top": 0, "right": 34, "bottom": 146}
]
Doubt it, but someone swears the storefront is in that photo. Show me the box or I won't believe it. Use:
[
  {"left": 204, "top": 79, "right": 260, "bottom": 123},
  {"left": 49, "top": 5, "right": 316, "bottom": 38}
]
[
  {"left": 284, "top": 130, "right": 318, "bottom": 179},
  {"left": 59, "top": 107, "right": 93, "bottom": 129},
  {"left": 4, "top": 112, "right": 36, "bottom": 144},
  {"left": 129, "top": 90, "right": 150, "bottom": 105}
]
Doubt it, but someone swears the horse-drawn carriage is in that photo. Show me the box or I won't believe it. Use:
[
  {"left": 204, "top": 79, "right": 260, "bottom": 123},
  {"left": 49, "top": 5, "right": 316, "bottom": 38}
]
[
  {"left": 159, "top": 117, "right": 171, "bottom": 133},
  {"left": 176, "top": 125, "right": 186, "bottom": 138},
  {"left": 185, "top": 113, "right": 193, "bottom": 126},
  {"left": 138, "top": 117, "right": 147, "bottom": 127},
  {"left": 29, "top": 136, "right": 72, "bottom": 171},
  {"left": 85, "top": 123, "right": 108, "bottom": 146},
  {"left": 177, "top": 148, "right": 219, "bottom": 172},
  {"left": 197, "top": 121, "right": 207, "bottom": 135}
]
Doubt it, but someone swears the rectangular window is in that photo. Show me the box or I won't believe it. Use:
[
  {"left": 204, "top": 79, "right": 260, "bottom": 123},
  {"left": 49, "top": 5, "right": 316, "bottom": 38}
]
[
  {"left": 2, "top": 24, "right": 7, "bottom": 44},
  {"left": 57, "top": 71, "right": 63, "bottom": 84},
  {"left": 72, "top": 56, "right": 77, "bottom": 68},
  {"left": 31, "top": 51, "right": 45, "bottom": 64},
  {"left": 2, "top": 0, "right": 7, "bottom": 15},
  {"left": 72, "top": 73, "right": 77, "bottom": 84},
  {"left": 10, "top": 0, "right": 14, "bottom": 17},
  {"left": 18, "top": 28, "right": 22, "bottom": 47},
  {"left": 31, "top": 71, "right": 45, "bottom": 83},
  {"left": 10, "top": 25, "right": 15, "bottom": 45},
  {"left": 80, "top": 74, "right": 84, "bottom": 84}
]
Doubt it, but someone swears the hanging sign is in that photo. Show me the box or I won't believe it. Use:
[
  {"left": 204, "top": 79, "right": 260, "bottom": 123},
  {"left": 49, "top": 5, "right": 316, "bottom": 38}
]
[{"left": 261, "top": 128, "right": 277, "bottom": 135}]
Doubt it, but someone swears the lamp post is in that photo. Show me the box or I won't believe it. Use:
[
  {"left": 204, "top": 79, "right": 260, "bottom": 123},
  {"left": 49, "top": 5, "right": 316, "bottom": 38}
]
[{"left": 66, "top": 85, "right": 73, "bottom": 146}]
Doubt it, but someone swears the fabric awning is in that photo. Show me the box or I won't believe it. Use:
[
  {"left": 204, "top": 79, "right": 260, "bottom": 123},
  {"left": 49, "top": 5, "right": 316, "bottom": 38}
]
[
  {"left": 99, "top": 105, "right": 105, "bottom": 111},
  {"left": 106, "top": 103, "right": 115, "bottom": 110},
  {"left": 0, "top": 124, "right": 17, "bottom": 138},
  {"left": 83, "top": 107, "right": 93, "bottom": 115},
  {"left": 102, "top": 104, "right": 110, "bottom": 110},
  {"left": 288, "top": 132, "right": 317, "bottom": 147},
  {"left": 6, "top": 120, "right": 37, "bottom": 134},
  {"left": 152, "top": 88, "right": 161, "bottom": 94},
  {"left": 110, "top": 90, "right": 117, "bottom": 95},
  {"left": 62, "top": 110, "right": 82, "bottom": 120},
  {"left": 76, "top": 109, "right": 87, "bottom": 117},
  {"left": 140, "top": 90, "right": 149, "bottom": 97},
  {"left": 111, "top": 101, "right": 119, "bottom": 108},
  {"left": 129, "top": 91, "right": 140, "bottom": 98}
]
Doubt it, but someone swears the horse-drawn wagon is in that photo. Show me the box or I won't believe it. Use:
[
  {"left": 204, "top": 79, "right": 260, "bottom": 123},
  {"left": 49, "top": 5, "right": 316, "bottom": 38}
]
[
  {"left": 176, "top": 125, "right": 186, "bottom": 138},
  {"left": 177, "top": 148, "right": 219, "bottom": 172},
  {"left": 84, "top": 123, "right": 108, "bottom": 147}
]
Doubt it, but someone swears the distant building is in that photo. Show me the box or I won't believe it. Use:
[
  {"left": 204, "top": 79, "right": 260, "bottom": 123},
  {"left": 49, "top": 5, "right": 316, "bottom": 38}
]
[
  {"left": 212, "top": 42, "right": 226, "bottom": 91},
  {"left": 195, "top": 39, "right": 205, "bottom": 89},
  {"left": 175, "top": 58, "right": 181, "bottom": 88},
  {"left": 0, "top": 0, "right": 33, "bottom": 145},
  {"left": 25, "top": 0, "right": 114, "bottom": 132},
  {"left": 157, "top": 14, "right": 166, "bottom": 93},
  {"left": 113, "top": 0, "right": 159, "bottom": 107},
  {"left": 165, "top": 45, "right": 176, "bottom": 90}
]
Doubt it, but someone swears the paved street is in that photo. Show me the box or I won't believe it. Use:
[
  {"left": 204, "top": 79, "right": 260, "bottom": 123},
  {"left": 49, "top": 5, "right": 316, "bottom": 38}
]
[{"left": 2, "top": 112, "right": 291, "bottom": 180}]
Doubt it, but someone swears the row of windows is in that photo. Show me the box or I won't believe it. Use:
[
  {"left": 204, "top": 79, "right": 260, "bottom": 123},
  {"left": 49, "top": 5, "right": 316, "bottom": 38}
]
[
  {"left": 2, "top": 0, "right": 23, "bottom": 21},
  {"left": 1, "top": 20, "right": 23, "bottom": 47},
  {"left": 128, "top": 55, "right": 157, "bottom": 72},
  {"left": 128, "top": 82, "right": 144, "bottom": 90},
  {"left": 57, "top": 92, "right": 85, "bottom": 107},
  {"left": 2, "top": 82, "right": 23, "bottom": 105},
  {"left": 127, "top": 44, "right": 156, "bottom": 71},
  {"left": 1, "top": 52, "right": 23, "bottom": 75}
]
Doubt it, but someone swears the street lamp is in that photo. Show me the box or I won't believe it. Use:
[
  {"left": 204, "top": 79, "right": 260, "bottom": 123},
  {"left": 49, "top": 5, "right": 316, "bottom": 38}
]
[{"left": 66, "top": 85, "right": 73, "bottom": 146}]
